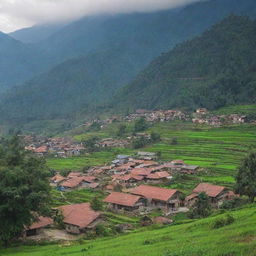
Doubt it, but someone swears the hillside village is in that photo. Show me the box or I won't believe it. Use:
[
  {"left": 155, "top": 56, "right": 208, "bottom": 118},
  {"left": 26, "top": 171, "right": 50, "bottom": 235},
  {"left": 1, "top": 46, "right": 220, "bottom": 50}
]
[
  {"left": 24, "top": 151, "right": 237, "bottom": 240},
  {"left": 22, "top": 108, "right": 254, "bottom": 158}
]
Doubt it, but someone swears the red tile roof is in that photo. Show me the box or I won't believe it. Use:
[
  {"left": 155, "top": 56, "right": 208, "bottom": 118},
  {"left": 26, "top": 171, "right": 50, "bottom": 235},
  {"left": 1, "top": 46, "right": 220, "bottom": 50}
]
[
  {"left": 193, "top": 183, "right": 226, "bottom": 197},
  {"left": 50, "top": 174, "right": 66, "bottom": 183},
  {"left": 68, "top": 172, "right": 82, "bottom": 178},
  {"left": 61, "top": 177, "right": 83, "bottom": 188},
  {"left": 58, "top": 203, "right": 100, "bottom": 228},
  {"left": 34, "top": 146, "right": 48, "bottom": 153},
  {"left": 147, "top": 171, "right": 170, "bottom": 180},
  {"left": 131, "top": 185, "right": 178, "bottom": 202},
  {"left": 185, "top": 193, "right": 198, "bottom": 201},
  {"left": 27, "top": 216, "right": 53, "bottom": 230},
  {"left": 119, "top": 174, "right": 144, "bottom": 181},
  {"left": 104, "top": 192, "right": 141, "bottom": 207},
  {"left": 171, "top": 160, "right": 185, "bottom": 165},
  {"left": 81, "top": 176, "right": 96, "bottom": 183},
  {"left": 130, "top": 168, "right": 152, "bottom": 176}
]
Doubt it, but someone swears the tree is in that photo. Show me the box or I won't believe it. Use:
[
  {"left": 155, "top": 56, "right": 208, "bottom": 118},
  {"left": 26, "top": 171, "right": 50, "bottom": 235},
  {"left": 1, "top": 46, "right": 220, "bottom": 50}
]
[
  {"left": 134, "top": 117, "right": 147, "bottom": 132},
  {"left": 132, "top": 136, "right": 148, "bottom": 149},
  {"left": 150, "top": 132, "right": 161, "bottom": 142},
  {"left": 0, "top": 135, "right": 51, "bottom": 246},
  {"left": 83, "top": 137, "right": 99, "bottom": 153},
  {"left": 91, "top": 197, "right": 103, "bottom": 211},
  {"left": 116, "top": 124, "right": 127, "bottom": 137},
  {"left": 235, "top": 152, "right": 256, "bottom": 203},
  {"left": 188, "top": 192, "right": 212, "bottom": 218}
]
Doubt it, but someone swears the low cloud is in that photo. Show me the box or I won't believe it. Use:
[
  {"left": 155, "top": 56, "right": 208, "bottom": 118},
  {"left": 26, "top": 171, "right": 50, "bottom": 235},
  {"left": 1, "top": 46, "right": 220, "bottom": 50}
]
[{"left": 0, "top": 0, "right": 202, "bottom": 33}]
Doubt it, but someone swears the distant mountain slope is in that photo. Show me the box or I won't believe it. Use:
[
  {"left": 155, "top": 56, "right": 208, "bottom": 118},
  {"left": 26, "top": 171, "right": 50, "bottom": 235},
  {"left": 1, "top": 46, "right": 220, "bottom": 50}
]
[
  {"left": 36, "top": 0, "right": 256, "bottom": 64},
  {"left": 0, "top": 32, "right": 50, "bottom": 91},
  {"left": 113, "top": 15, "right": 256, "bottom": 111},
  {"left": 9, "top": 23, "right": 65, "bottom": 44},
  {"left": 1, "top": 0, "right": 256, "bottom": 124}
]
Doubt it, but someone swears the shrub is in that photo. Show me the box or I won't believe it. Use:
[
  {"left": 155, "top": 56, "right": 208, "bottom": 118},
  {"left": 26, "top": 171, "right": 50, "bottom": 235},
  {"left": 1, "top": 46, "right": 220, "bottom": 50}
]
[
  {"left": 171, "top": 137, "right": 178, "bottom": 145},
  {"left": 91, "top": 197, "right": 103, "bottom": 211},
  {"left": 132, "top": 136, "right": 149, "bottom": 149},
  {"left": 220, "top": 197, "right": 246, "bottom": 210},
  {"left": 150, "top": 132, "right": 161, "bottom": 142},
  {"left": 211, "top": 214, "right": 235, "bottom": 229},
  {"left": 95, "top": 224, "right": 110, "bottom": 236}
]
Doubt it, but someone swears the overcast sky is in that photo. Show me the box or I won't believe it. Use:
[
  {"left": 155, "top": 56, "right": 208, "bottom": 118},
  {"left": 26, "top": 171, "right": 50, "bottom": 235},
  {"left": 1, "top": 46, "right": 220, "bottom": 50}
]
[{"left": 0, "top": 0, "right": 203, "bottom": 33}]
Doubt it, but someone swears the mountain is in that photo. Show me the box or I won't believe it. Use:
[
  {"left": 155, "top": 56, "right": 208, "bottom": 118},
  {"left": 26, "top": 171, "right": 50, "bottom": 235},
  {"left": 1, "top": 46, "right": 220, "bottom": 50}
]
[
  {"left": 0, "top": 32, "right": 50, "bottom": 91},
  {"left": 112, "top": 15, "right": 256, "bottom": 112},
  {"left": 1, "top": 0, "right": 256, "bottom": 125},
  {"left": 9, "top": 23, "right": 65, "bottom": 44}
]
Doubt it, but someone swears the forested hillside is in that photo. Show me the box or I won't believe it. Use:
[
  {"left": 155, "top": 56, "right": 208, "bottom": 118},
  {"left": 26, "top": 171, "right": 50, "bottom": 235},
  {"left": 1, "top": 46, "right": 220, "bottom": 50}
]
[
  {"left": 113, "top": 15, "right": 256, "bottom": 112},
  {"left": 0, "top": 32, "right": 49, "bottom": 90},
  {"left": 1, "top": 0, "right": 256, "bottom": 125}
]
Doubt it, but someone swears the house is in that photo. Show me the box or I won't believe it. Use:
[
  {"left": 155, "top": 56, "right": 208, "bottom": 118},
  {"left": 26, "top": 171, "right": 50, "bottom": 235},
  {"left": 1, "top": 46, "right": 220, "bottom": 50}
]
[
  {"left": 186, "top": 183, "right": 235, "bottom": 208},
  {"left": 59, "top": 177, "right": 85, "bottom": 191},
  {"left": 104, "top": 192, "right": 145, "bottom": 212},
  {"left": 25, "top": 216, "right": 53, "bottom": 237},
  {"left": 171, "top": 160, "right": 185, "bottom": 167},
  {"left": 196, "top": 108, "right": 208, "bottom": 115},
  {"left": 58, "top": 203, "right": 101, "bottom": 234},
  {"left": 112, "top": 155, "right": 130, "bottom": 166},
  {"left": 137, "top": 151, "right": 157, "bottom": 160},
  {"left": 50, "top": 174, "right": 66, "bottom": 186},
  {"left": 181, "top": 165, "right": 199, "bottom": 174},
  {"left": 146, "top": 171, "right": 172, "bottom": 184},
  {"left": 34, "top": 146, "right": 48, "bottom": 157},
  {"left": 130, "top": 185, "right": 182, "bottom": 213}
]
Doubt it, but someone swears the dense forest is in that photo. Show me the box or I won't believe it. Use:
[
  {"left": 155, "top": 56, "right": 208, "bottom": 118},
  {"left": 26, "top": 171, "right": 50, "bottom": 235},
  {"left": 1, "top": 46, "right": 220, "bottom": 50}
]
[
  {"left": 112, "top": 15, "right": 256, "bottom": 112},
  {"left": 0, "top": 0, "right": 256, "bottom": 125}
]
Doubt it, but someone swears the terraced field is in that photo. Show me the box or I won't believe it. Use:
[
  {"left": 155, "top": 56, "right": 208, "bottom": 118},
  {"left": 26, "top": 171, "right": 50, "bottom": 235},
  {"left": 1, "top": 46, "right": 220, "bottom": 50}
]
[{"left": 47, "top": 121, "right": 256, "bottom": 192}]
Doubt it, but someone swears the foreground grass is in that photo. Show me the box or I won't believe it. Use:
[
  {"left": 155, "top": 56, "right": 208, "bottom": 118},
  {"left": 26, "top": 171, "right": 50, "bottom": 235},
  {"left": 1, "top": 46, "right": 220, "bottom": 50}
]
[{"left": 2, "top": 205, "right": 256, "bottom": 256}]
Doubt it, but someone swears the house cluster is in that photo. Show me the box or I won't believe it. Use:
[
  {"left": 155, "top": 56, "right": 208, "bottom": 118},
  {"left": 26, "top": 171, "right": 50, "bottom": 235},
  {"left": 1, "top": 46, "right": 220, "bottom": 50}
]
[
  {"left": 27, "top": 152, "right": 237, "bottom": 238},
  {"left": 26, "top": 181, "right": 236, "bottom": 237},
  {"left": 192, "top": 108, "right": 247, "bottom": 126},
  {"left": 125, "top": 109, "right": 188, "bottom": 122},
  {"left": 23, "top": 135, "right": 85, "bottom": 157},
  {"left": 51, "top": 153, "right": 200, "bottom": 192},
  {"left": 25, "top": 202, "right": 102, "bottom": 237},
  {"left": 51, "top": 171, "right": 100, "bottom": 191}
]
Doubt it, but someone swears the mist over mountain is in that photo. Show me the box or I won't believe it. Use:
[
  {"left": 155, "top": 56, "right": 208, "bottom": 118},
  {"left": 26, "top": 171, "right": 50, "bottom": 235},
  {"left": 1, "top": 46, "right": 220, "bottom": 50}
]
[
  {"left": 9, "top": 23, "right": 65, "bottom": 44},
  {"left": 1, "top": 0, "right": 256, "bottom": 125}
]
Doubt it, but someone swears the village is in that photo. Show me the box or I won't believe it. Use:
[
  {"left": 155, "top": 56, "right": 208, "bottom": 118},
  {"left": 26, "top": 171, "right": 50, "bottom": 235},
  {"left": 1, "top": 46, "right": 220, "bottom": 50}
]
[
  {"left": 24, "top": 151, "right": 237, "bottom": 240},
  {"left": 22, "top": 108, "right": 252, "bottom": 158}
]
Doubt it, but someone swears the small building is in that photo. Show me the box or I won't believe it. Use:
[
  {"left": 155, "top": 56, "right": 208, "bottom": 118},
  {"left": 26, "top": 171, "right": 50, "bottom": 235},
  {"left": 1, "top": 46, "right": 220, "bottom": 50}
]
[
  {"left": 50, "top": 174, "right": 66, "bottom": 186},
  {"left": 181, "top": 165, "right": 199, "bottom": 174},
  {"left": 130, "top": 185, "right": 182, "bottom": 213},
  {"left": 186, "top": 183, "right": 235, "bottom": 208},
  {"left": 59, "top": 177, "right": 84, "bottom": 191},
  {"left": 146, "top": 171, "right": 172, "bottom": 184},
  {"left": 25, "top": 216, "right": 53, "bottom": 237},
  {"left": 58, "top": 203, "right": 101, "bottom": 234},
  {"left": 196, "top": 108, "right": 208, "bottom": 115},
  {"left": 137, "top": 151, "right": 157, "bottom": 160},
  {"left": 112, "top": 155, "right": 130, "bottom": 166},
  {"left": 104, "top": 192, "right": 145, "bottom": 212},
  {"left": 34, "top": 146, "right": 48, "bottom": 157}
]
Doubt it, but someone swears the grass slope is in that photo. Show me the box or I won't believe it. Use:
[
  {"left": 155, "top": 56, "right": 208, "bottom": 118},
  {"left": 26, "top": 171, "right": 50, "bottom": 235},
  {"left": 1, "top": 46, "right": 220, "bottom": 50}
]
[{"left": 2, "top": 205, "right": 256, "bottom": 256}]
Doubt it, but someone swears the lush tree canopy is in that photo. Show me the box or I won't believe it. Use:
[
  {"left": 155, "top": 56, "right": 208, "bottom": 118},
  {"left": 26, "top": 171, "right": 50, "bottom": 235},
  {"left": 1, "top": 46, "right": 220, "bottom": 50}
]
[
  {"left": 235, "top": 152, "right": 256, "bottom": 203},
  {"left": 0, "top": 135, "right": 51, "bottom": 245}
]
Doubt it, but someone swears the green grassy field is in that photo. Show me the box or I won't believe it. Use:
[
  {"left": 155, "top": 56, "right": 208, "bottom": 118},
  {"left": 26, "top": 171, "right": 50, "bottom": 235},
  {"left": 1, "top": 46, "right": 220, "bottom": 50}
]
[
  {"left": 212, "top": 104, "right": 256, "bottom": 115},
  {"left": 47, "top": 121, "right": 256, "bottom": 193},
  {"left": 2, "top": 204, "right": 256, "bottom": 256}
]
